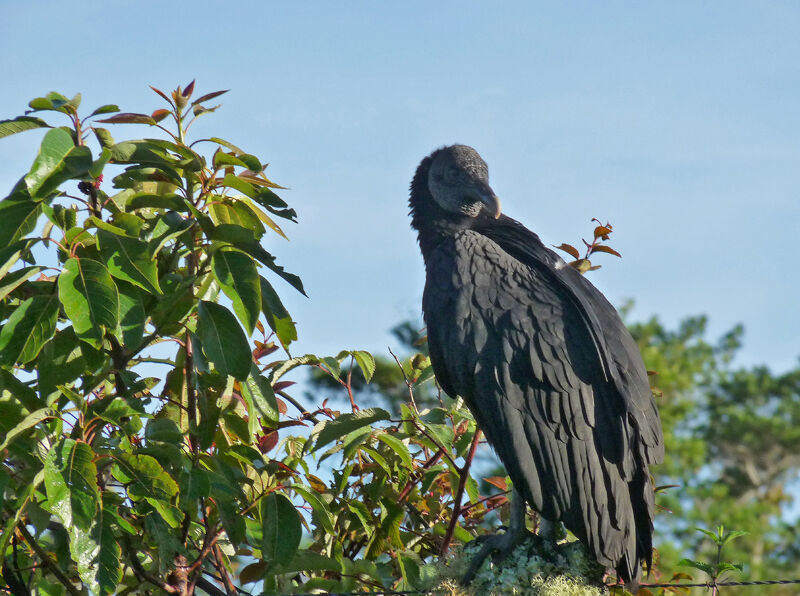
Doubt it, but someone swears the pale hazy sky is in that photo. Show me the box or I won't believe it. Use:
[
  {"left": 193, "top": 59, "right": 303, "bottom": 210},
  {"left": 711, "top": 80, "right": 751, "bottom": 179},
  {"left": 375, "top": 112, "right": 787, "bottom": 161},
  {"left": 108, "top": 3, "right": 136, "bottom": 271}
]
[{"left": 2, "top": 1, "right": 798, "bottom": 373}]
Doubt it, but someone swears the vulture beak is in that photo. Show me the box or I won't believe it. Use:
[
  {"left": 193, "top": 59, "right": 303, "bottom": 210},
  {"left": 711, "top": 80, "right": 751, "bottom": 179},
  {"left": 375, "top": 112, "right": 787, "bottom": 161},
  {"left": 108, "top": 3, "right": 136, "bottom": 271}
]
[{"left": 479, "top": 186, "right": 502, "bottom": 219}]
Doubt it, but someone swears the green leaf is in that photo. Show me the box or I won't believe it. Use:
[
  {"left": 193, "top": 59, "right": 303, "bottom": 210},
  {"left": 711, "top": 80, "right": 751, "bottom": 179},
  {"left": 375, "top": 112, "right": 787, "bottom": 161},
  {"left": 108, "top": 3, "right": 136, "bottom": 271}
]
[
  {"left": 24, "top": 128, "right": 92, "bottom": 199},
  {"left": 208, "top": 198, "right": 265, "bottom": 237},
  {"left": 89, "top": 146, "right": 112, "bottom": 179},
  {"left": 0, "top": 265, "right": 45, "bottom": 302},
  {"left": 97, "top": 229, "right": 161, "bottom": 294},
  {"left": 111, "top": 453, "right": 179, "bottom": 524},
  {"left": 260, "top": 276, "right": 297, "bottom": 350},
  {"left": 269, "top": 353, "right": 320, "bottom": 383},
  {"left": 145, "top": 418, "right": 183, "bottom": 444},
  {"left": 307, "top": 408, "right": 390, "bottom": 453},
  {"left": 88, "top": 104, "right": 120, "bottom": 118},
  {"left": 241, "top": 365, "right": 280, "bottom": 426},
  {"left": 241, "top": 196, "right": 288, "bottom": 239},
  {"left": 0, "top": 116, "right": 50, "bottom": 138},
  {"left": 44, "top": 439, "right": 100, "bottom": 530},
  {"left": 37, "top": 326, "right": 85, "bottom": 400},
  {"left": 208, "top": 136, "right": 245, "bottom": 154},
  {"left": 69, "top": 504, "right": 122, "bottom": 596},
  {"left": 196, "top": 301, "right": 252, "bottom": 380},
  {"left": 197, "top": 387, "right": 220, "bottom": 451},
  {"left": 234, "top": 241, "right": 306, "bottom": 296},
  {"left": 116, "top": 281, "right": 145, "bottom": 348},
  {"left": 347, "top": 501, "right": 374, "bottom": 537},
  {"left": 58, "top": 258, "right": 119, "bottom": 348},
  {"left": 291, "top": 484, "right": 334, "bottom": 534},
  {"left": 93, "top": 127, "right": 115, "bottom": 148},
  {"left": 351, "top": 350, "right": 376, "bottom": 382},
  {"left": 376, "top": 433, "right": 412, "bottom": 468},
  {"left": 0, "top": 198, "right": 44, "bottom": 247},
  {"left": 280, "top": 550, "right": 342, "bottom": 574},
  {"left": 0, "top": 407, "right": 53, "bottom": 453},
  {"left": 212, "top": 248, "right": 261, "bottom": 335},
  {"left": 261, "top": 492, "right": 301, "bottom": 566},
  {"left": 0, "top": 293, "right": 59, "bottom": 365}
]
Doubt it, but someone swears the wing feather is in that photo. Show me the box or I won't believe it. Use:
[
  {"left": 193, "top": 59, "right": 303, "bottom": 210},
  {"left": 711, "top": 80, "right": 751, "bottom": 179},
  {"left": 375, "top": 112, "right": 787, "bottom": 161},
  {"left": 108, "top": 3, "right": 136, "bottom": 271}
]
[{"left": 422, "top": 226, "right": 661, "bottom": 582}]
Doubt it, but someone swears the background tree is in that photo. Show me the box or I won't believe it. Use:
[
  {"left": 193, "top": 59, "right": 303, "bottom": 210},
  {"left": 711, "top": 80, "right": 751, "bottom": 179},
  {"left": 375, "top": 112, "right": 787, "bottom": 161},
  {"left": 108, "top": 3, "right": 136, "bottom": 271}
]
[{"left": 628, "top": 315, "right": 800, "bottom": 594}]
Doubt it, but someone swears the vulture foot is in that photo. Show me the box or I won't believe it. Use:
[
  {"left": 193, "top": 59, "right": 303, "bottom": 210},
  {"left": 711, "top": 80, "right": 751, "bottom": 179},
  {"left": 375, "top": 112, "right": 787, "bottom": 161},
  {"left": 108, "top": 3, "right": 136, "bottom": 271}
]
[{"left": 461, "top": 488, "right": 529, "bottom": 585}]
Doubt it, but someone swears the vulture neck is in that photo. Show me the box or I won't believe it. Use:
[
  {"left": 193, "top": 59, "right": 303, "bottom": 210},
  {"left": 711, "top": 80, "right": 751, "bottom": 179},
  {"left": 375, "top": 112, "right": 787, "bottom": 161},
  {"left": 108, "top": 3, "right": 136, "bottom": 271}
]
[{"left": 409, "top": 152, "right": 475, "bottom": 257}]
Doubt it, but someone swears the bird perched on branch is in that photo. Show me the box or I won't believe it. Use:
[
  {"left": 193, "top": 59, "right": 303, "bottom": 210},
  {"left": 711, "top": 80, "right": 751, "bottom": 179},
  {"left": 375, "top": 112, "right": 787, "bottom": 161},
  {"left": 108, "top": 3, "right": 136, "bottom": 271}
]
[{"left": 409, "top": 144, "right": 664, "bottom": 590}]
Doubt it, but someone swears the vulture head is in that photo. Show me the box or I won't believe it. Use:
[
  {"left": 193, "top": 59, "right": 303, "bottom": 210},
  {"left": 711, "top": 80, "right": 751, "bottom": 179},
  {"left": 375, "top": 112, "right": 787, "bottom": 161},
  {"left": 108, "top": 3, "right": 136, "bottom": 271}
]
[{"left": 414, "top": 145, "right": 502, "bottom": 222}]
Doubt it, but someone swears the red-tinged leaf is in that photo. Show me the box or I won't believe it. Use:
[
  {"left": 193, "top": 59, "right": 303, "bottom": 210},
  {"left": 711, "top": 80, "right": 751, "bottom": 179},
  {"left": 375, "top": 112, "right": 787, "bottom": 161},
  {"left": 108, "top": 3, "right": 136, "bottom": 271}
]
[
  {"left": 278, "top": 420, "right": 307, "bottom": 430},
  {"left": 552, "top": 243, "right": 580, "bottom": 259},
  {"left": 182, "top": 80, "right": 195, "bottom": 97},
  {"left": 151, "top": 109, "right": 170, "bottom": 122},
  {"left": 647, "top": 370, "right": 658, "bottom": 376},
  {"left": 593, "top": 225, "right": 612, "bottom": 239},
  {"left": 257, "top": 430, "right": 278, "bottom": 453},
  {"left": 273, "top": 461, "right": 298, "bottom": 474},
  {"left": 273, "top": 381, "right": 296, "bottom": 392},
  {"left": 192, "top": 89, "right": 229, "bottom": 106},
  {"left": 96, "top": 112, "right": 156, "bottom": 125},
  {"left": 276, "top": 398, "right": 287, "bottom": 414},
  {"left": 149, "top": 86, "right": 174, "bottom": 106},
  {"left": 484, "top": 476, "right": 508, "bottom": 491},
  {"left": 253, "top": 340, "right": 279, "bottom": 360},
  {"left": 591, "top": 244, "right": 622, "bottom": 258},
  {"left": 307, "top": 474, "right": 327, "bottom": 493}
]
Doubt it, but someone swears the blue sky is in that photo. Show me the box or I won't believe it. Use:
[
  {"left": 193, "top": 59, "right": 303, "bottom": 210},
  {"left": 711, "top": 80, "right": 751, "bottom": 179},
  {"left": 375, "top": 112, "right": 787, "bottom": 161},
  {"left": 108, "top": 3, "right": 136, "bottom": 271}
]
[{"left": 2, "top": 1, "right": 799, "bottom": 373}]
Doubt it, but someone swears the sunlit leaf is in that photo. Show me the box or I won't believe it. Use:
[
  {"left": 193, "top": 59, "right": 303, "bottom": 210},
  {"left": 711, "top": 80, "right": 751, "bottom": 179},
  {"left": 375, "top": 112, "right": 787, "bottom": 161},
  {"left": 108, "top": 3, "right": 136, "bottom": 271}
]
[
  {"left": 196, "top": 300, "right": 252, "bottom": 380},
  {"left": 0, "top": 116, "right": 50, "bottom": 138},
  {"left": 58, "top": 258, "right": 119, "bottom": 348},
  {"left": 97, "top": 229, "right": 161, "bottom": 294},
  {"left": 0, "top": 199, "right": 43, "bottom": 247},
  {"left": 260, "top": 276, "right": 297, "bottom": 350},
  {"left": 307, "top": 408, "right": 390, "bottom": 453},
  {"left": 212, "top": 248, "right": 261, "bottom": 335},
  {"left": 112, "top": 453, "right": 179, "bottom": 525},
  {"left": 351, "top": 350, "right": 376, "bottom": 382},
  {"left": 23, "top": 128, "right": 92, "bottom": 199},
  {"left": 88, "top": 104, "right": 120, "bottom": 118},
  {"left": 45, "top": 439, "right": 100, "bottom": 531},
  {"left": 0, "top": 293, "right": 58, "bottom": 365},
  {"left": 0, "top": 407, "right": 54, "bottom": 453},
  {"left": 69, "top": 504, "right": 122, "bottom": 596}
]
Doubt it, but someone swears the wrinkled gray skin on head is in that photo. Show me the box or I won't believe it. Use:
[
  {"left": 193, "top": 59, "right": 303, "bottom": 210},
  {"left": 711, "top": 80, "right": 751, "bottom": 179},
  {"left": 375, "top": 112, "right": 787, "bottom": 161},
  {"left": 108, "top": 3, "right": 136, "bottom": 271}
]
[{"left": 427, "top": 145, "right": 501, "bottom": 218}]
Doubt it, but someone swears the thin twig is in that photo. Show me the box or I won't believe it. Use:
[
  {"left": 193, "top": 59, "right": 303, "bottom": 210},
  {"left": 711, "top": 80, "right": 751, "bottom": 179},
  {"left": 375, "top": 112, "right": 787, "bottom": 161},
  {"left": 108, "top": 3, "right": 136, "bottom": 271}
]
[
  {"left": 439, "top": 429, "right": 482, "bottom": 556},
  {"left": 17, "top": 525, "right": 81, "bottom": 596}
]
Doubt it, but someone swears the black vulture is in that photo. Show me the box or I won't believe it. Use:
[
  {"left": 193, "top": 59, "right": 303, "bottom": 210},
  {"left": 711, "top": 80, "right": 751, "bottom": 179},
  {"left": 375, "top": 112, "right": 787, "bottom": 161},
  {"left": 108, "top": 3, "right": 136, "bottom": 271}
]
[{"left": 409, "top": 145, "right": 664, "bottom": 588}]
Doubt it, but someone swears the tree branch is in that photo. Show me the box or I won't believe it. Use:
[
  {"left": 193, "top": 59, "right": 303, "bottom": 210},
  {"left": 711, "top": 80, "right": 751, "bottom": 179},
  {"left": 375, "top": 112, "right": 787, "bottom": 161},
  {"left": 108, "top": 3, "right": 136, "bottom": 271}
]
[{"left": 18, "top": 525, "right": 81, "bottom": 596}]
